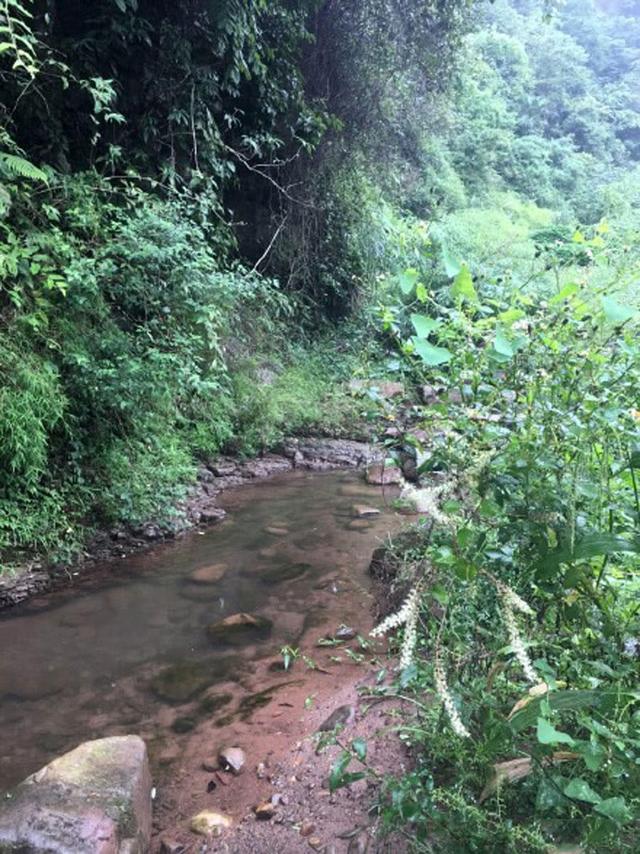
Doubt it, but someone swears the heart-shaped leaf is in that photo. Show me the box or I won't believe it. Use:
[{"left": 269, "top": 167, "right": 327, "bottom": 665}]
[
  {"left": 411, "top": 313, "right": 440, "bottom": 337},
  {"left": 411, "top": 338, "right": 453, "bottom": 366},
  {"left": 536, "top": 717, "right": 575, "bottom": 746}
]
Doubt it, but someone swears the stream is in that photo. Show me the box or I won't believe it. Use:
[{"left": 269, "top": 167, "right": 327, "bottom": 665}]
[{"left": 0, "top": 469, "right": 401, "bottom": 807}]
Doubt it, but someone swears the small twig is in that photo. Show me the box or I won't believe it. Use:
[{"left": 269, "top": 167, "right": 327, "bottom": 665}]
[{"left": 251, "top": 213, "right": 288, "bottom": 273}]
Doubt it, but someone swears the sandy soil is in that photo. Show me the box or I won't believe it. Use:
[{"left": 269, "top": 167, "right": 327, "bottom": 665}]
[{"left": 154, "top": 662, "right": 413, "bottom": 854}]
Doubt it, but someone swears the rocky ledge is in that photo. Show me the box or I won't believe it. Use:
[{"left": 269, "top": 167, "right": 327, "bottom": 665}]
[{"left": 0, "top": 438, "right": 380, "bottom": 610}]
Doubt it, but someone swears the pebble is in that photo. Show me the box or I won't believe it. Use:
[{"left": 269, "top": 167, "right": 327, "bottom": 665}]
[
  {"left": 335, "top": 625, "right": 357, "bottom": 640},
  {"left": 254, "top": 801, "right": 276, "bottom": 820},
  {"left": 300, "top": 819, "right": 316, "bottom": 837},
  {"left": 308, "top": 837, "right": 323, "bottom": 850},
  {"left": 190, "top": 810, "right": 233, "bottom": 836},
  {"left": 219, "top": 746, "right": 246, "bottom": 775}
]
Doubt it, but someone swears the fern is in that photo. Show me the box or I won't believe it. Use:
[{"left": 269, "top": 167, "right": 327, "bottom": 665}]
[{"left": 0, "top": 152, "right": 47, "bottom": 182}]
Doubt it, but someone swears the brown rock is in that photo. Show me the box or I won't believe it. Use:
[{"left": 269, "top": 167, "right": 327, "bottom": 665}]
[
  {"left": 0, "top": 735, "right": 152, "bottom": 853},
  {"left": 352, "top": 505, "right": 381, "bottom": 518},
  {"left": 188, "top": 563, "right": 228, "bottom": 584},
  {"left": 365, "top": 464, "right": 403, "bottom": 485},
  {"left": 317, "top": 704, "right": 355, "bottom": 732},
  {"left": 347, "top": 519, "right": 372, "bottom": 531},
  {"left": 308, "top": 837, "right": 324, "bottom": 850},
  {"left": 253, "top": 801, "right": 276, "bottom": 820},
  {"left": 206, "top": 613, "right": 272, "bottom": 645}
]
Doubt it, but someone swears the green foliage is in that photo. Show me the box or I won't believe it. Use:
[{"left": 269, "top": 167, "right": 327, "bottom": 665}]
[{"left": 374, "top": 222, "right": 640, "bottom": 851}]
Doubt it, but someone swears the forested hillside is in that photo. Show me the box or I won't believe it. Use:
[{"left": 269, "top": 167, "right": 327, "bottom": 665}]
[
  {"left": 1, "top": 2, "right": 640, "bottom": 846},
  {"left": 0, "top": 0, "right": 472, "bottom": 562}
]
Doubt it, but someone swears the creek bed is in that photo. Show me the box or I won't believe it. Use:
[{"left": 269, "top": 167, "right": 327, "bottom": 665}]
[{"left": 0, "top": 469, "right": 401, "bottom": 797}]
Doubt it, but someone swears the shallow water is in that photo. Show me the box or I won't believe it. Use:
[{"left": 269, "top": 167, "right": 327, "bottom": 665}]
[{"left": 0, "top": 469, "right": 399, "bottom": 790}]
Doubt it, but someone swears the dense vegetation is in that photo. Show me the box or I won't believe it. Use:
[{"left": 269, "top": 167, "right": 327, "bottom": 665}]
[
  {"left": 1, "top": 0, "right": 639, "bottom": 849},
  {"left": 0, "top": 0, "right": 469, "bottom": 563},
  {"left": 327, "top": 2, "right": 639, "bottom": 851}
]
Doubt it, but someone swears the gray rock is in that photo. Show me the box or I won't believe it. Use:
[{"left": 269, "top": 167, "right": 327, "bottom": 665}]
[
  {"left": 0, "top": 735, "right": 152, "bottom": 853},
  {"left": 199, "top": 504, "right": 226, "bottom": 524},
  {"left": 219, "top": 746, "right": 245, "bottom": 775}
]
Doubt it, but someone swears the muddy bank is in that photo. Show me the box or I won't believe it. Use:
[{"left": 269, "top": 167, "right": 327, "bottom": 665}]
[{"left": 0, "top": 438, "right": 380, "bottom": 610}]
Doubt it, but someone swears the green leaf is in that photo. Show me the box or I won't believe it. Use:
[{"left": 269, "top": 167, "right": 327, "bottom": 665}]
[
  {"left": 539, "top": 532, "right": 640, "bottom": 574},
  {"left": 410, "top": 313, "right": 440, "bottom": 337},
  {"left": 411, "top": 338, "right": 453, "bottom": 366},
  {"left": 602, "top": 297, "right": 636, "bottom": 324},
  {"left": 550, "top": 282, "right": 579, "bottom": 305},
  {"left": 0, "top": 154, "right": 48, "bottom": 183},
  {"left": 576, "top": 741, "right": 606, "bottom": 772},
  {"left": 493, "top": 330, "right": 515, "bottom": 358},
  {"left": 498, "top": 308, "right": 526, "bottom": 325},
  {"left": 397, "top": 268, "right": 420, "bottom": 295},
  {"left": 329, "top": 750, "right": 352, "bottom": 792},
  {"left": 594, "top": 796, "right": 632, "bottom": 825},
  {"left": 536, "top": 717, "right": 575, "bottom": 746},
  {"left": 451, "top": 264, "right": 477, "bottom": 303},
  {"left": 441, "top": 245, "right": 461, "bottom": 278},
  {"left": 351, "top": 737, "right": 367, "bottom": 762},
  {"left": 563, "top": 778, "right": 601, "bottom": 804}
]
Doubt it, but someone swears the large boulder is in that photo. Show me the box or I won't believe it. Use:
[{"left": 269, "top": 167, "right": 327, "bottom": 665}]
[{"left": 0, "top": 735, "right": 152, "bottom": 853}]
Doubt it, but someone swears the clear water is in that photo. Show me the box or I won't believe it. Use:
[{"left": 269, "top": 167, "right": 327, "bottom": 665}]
[{"left": 0, "top": 470, "right": 398, "bottom": 789}]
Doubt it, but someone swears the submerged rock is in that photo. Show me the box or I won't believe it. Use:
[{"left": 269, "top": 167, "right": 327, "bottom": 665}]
[
  {"left": 346, "top": 519, "right": 372, "bottom": 531},
  {"left": 188, "top": 562, "right": 228, "bottom": 584},
  {"left": 190, "top": 809, "right": 233, "bottom": 836},
  {"left": 352, "top": 504, "right": 381, "bottom": 518},
  {"left": 206, "top": 612, "right": 272, "bottom": 646},
  {"left": 261, "top": 562, "right": 311, "bottom": 584},
  {"left": 151, "top": 658, "right": 238, "bottom": 703},
  {"left": 0, "top": 735, "right": 151, "bottom": 853},
  {"left": 264, "top": 526, "right": 289, "bottom": 536}
]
